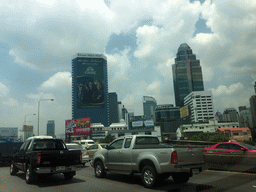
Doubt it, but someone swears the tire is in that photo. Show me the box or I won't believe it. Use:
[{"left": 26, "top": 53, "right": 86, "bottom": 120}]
[
  {"left": 10, "top": 161, "right": 18, "bottom": 176},
  {"left": 141, "top": 165, "right": 158, "bottom": 188},
  {"left": 64, "top": 172, "right": 75, "bottom": 180},
  {"left": 172, "top": 173, "right": 190, "bottom": 184},
  {"left": 94, "top": 161, "right": 106, "bottom": 178},
  {"left": 26, "top": 164, "right": 36, "bottom": 184}
]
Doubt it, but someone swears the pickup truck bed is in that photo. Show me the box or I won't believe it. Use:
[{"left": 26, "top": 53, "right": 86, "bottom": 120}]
[
  {"left": 10, "top": 136, "right": 82, "bottom": 184},
  {"left": 93, "top": 135, "right": 206, "bottom": 188}
]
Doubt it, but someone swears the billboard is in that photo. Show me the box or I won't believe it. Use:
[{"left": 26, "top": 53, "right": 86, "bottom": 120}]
[
  {"left": 180, "top": 105, "right": 190, "bottom": 118},
  {"left": 132, "top": 121, "right": 143, "bottom": 128},
  {"left": 0, "top": 127, "right": 18, "bottom": 137},
  {"left": 144, "top": 120, "right": 154, "bottom": 127},
  {"left": 65, "top": 118, "right": 91, "bottom": 135},
  {"left": 76, "top": 57, "right": 104, "bottom": 109},
  {"left": 23, "top": 125, "right": 33, "bottom": 132}
]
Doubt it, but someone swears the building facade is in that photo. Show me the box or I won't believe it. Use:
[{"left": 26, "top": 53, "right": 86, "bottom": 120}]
[
  {"left": 182, "top": 120, "right": 240, "bottom": 138},
  {"left": 172, "top": 43, "right": 204, "bottom": 107},
  {"left": 47, "top": 120, "right": 55, "bottom": 137},
  {"left": 72, "top": 53, "right": 109, "bottom": 127},
  {"left": 143, "top": 96, "right": 157, "bottom": 119},
  {"left": 222, "top": 108, "right": 239, "bottom": 122},
  {"left": 239, "top": 106, "right": 251, "bottom": 128},
  {"left": 250, "top": 95, "right": 256, "bottom": 128},
  {"left": 184, "top": 90, "right": 214, "bottom": 122},
  {"left": 108, "top": 92, "right": 119, "bottom": 125}
]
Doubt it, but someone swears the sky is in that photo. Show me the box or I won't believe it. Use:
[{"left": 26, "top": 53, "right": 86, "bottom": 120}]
[{"left": 0, "top": 0, "right": 255, "bottom": 137}]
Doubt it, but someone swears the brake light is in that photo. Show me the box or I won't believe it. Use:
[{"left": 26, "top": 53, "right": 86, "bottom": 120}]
[
  {"left": 80, "top": 151, "right": 82, "bottom": 163},
  {"left": 86, "top": 151, "right": 89, "bottom": 155},
  {"left": 171, "top": 151, "right": 178, "bottom": 164},
  {"left": 203, "top": 150, "right": 206, "bottom": 161},
  {"left": 36, "top": 153, "right": 41, "bottom": 164}
]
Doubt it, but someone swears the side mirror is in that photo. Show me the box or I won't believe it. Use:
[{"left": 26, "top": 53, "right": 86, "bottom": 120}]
[{"left": 241, "top": 148, "right": 247, "bottom": 152}]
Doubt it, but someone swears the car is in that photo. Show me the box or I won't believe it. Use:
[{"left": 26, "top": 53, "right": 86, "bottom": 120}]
[
  {"left": 66, "top": 143, "right": 89, "bottom": 166},
  {"left": 87, "top": 143, "right": 108, "bottom": 160},
  {"left": 204, "top": 141, "right": 256, "bottom": 172}
]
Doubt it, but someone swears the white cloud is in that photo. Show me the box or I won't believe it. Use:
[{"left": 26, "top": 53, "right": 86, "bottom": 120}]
[
  {"left": 2, "top": 98, "right": 19, "bottom": 106},
  {"left": 0, "top": 82, "right": 9, "bottom": 97},
  {"left": 39, "top": 72, "right": 71, "bottom": 92}
]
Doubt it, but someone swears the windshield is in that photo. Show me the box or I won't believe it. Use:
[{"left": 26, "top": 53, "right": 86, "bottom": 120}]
[
  {"left": 33, "top": 139, "right": 66, "bottom": 150},
  {"left": 239, "top": 143, "right": 256, "bottom": 150},
  {"left": 66, "top": 144, "right": 83, "bottom": 150}
]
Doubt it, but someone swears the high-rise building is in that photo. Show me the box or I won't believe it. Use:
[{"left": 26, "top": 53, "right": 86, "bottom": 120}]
[
  {"left": 109, "top": 92, "right": 119, "bottom": 124},
  {"left": 143, "top": 96, "right": 157, "bottom": 119},
  {"left": 184, "top": 90, "right": 214, "bottom": 122},
  {"left": 72, "top": 53, "right": 109, "bottom": 127},
  {"left": 254, "top": 81, "right": 256, "bottom": 94},
  {"left": 223, "top": 108, "right": 239, "bottom": 122},
  {"left": 47, "top": 120, "right": 55, "bottom": 137},
  {"left": 172, "top": 43, "right": 204, "bottom": 107},
  {"left": 238, "top": 106, "right": 251, "bottom": 127},
  {"left": 250, "top": 95, "right": 256, "bottom": 128},
  {"left": 118, "top": 101, "right": 123, "bottom": 121}
]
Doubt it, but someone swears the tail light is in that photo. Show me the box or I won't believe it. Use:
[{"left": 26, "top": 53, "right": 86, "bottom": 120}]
[
  {"left": 171, "top": 151, "right": 178, "bottom": 164},
  {"left": 86, "top": 151, "right": 89, "bottom": 155},
  {"left": 80, "top": 151, "right": 82, "bottom": 163},
  {"left": 36, "top": 153, "right": 41, "bottom": 165}
]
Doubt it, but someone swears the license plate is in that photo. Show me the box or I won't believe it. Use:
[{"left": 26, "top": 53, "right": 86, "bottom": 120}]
[
  {"left": 192, "top": 169, "right": 199, "bottom": 174},
  {"left": 56, "top": 166, "right": 66, "bottom": 171}
]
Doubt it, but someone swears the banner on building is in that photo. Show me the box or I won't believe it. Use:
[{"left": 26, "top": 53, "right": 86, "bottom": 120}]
[
  {"left": 180, "top": 105, "right": 190, "bottom": 119},
  {"left": 65, "top": 117, "right": 91, "bottom": 135},
  {"left": 23, "top": 125, "right": 33, "bottom": 132},
  {"left": 144, "top": 120, "right": 154, "bottom": 127}
]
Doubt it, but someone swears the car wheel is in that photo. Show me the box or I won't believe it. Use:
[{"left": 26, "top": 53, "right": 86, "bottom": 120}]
[
  {"left": 64, "top": 172, "right": 75, "bottom": 180},
  {"left": 141, "top": 165, "right": 158, "bottom": 188},
  {"left": 94, "top": 161, "right": 106, "bottom": 178},
  {"left": 172, "top": 173, "right": 190, "bottom": 184},
  {"left": 10, "top": 161, "right": 18, "bottom": 175},
  {"left": 26, "top": 164, "right": 36, "bottom": 184}
]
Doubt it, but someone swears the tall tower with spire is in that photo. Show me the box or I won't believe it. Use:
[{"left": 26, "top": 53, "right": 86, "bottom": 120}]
[{"left": 172, "top": 43, "right": 204, "bottom": 107}]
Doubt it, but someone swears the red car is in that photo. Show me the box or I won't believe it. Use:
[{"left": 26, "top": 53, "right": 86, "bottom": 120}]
[{"left": 204, "top": 142, "right": 256, "bottom": 172}]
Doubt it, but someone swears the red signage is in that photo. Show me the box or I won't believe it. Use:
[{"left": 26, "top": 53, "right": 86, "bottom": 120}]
[{"left": 65, "top": 118, "right": 91, "bottom": 135}]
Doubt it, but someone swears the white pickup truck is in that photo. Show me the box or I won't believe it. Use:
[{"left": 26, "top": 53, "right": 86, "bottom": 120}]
[{"left": 92, "top": 135, "right": 207, "bottom": 188}]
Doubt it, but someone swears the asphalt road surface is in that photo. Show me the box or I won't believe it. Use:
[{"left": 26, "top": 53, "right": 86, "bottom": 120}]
[{"left": 1, "top": 164, "right": 256, "bottom": 192}]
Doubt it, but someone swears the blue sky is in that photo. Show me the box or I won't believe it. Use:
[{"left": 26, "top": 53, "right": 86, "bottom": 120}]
[{"left": 0, "top": 0, "right": 255, "bottom": 137}]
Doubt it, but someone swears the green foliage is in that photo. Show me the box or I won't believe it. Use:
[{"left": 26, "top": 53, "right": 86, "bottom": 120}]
[
  {"left": 190, "top": 133, "right": 229, "bottom": 142},
  {"left": 208, "top": 134, "right": 229, "bottom": 142},
  {"left": 99, "top": 134, "right": 115, "bottom": 144},
  {"left": 240, "top": 138, "right": 256, "bottom": 146}
]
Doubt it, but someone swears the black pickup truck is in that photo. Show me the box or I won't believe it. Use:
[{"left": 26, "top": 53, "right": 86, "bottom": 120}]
[
  {"left": 0, "top": 138, "right": 23, "bottom": 164},
  {"left": 10, "top": 136, "right": 82, "bottom": 184}
]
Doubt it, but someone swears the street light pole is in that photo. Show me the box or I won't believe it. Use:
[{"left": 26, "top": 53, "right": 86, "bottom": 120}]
[
  {"left": 23, "top": 114, "right": 36, "bottom": 141},
  {"left": 37, "top": 99, "right": 54, "bottom": 136}
]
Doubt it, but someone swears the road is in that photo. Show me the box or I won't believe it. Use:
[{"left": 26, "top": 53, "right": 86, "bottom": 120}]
[{"left": 1, "top": 164, "right": 256, "bottom": 192}]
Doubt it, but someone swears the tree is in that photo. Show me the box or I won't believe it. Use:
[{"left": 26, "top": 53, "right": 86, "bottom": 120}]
[
  {"left": 100, "top": 134, "right": 115, "bottom": 144},
  {"left": 208, "top": 134, "right": 229, "bottom": 142}
]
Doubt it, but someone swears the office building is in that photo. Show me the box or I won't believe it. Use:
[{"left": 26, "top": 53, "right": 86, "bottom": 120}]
[
  {"left": 250, "top": 95, "right": 256, "bottom": 128},
  {"left": 143, "top": 96, "right": 157, "bottom": 119},
  {"left": 47, "top": 120, "right": 55, "bottom": 137},
  {"left": 222, "top": 108, "right": 239, "bottom": 122},
  {"left": 184, "top": 90, "right": 214, "bottom": 122},
  {"left": 238, "top": 107, "right": 251, "bottom": 128},
  {"left": 108, "top": 92, "right": 119, "bottom": 124},
  {"left": 172, "top": 43, "right": 204, "bottom": 107},
  {"left": 72, "top": 53, "right": 109, "bottom": 127}
]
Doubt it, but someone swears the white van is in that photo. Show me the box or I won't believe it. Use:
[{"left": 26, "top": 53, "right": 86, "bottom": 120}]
[{"left": 72, "top": 139, "right": 95, "bottom": 149}]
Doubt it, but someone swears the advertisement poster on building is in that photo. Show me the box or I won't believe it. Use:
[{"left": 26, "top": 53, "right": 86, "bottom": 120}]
[
  {"left": 65, "top": 118, "right": 91, "bottom": 136},
  {"left": 76, "top": 57, "right": 104, "bottom": 109}
]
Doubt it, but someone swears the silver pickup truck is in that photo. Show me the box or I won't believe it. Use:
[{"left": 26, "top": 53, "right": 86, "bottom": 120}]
[{"left": 92, "top": 135, "right": 206, "bottom": 188}]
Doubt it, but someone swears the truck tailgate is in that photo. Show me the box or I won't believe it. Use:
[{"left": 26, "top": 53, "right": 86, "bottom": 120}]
[
  {"left": 37, "top": 150, "right": 81, "bottom": 166},
  {"left": 175, "top": 146, "right": 205, "bottom": 166}
]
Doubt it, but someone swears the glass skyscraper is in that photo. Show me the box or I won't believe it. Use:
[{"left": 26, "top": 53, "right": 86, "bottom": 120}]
[
  {"left": 143, "top": 96, "right": 157, "bottom": 118},
  {"left": 172, "top": 43, "right": 204, "bottom": 107}
]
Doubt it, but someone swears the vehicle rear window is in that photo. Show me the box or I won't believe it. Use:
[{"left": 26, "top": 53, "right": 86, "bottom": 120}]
[
  {"left": 135, "top": 137, "right": 159, "bottom": 145},
  {"left": 66, "top": 144, "right": 83, "bottom": 150},
  {"left": 88, "top": 142, "right": 94, "bottom": 144},
  {"left": 33, "top": 139, "right": 66, "bottom": 150}
]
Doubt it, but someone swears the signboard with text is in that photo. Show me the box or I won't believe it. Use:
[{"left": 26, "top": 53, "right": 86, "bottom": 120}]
[
  {"left": 65, "top": 117, "right": 91, "bottom": 135},
  {"left": 23, "top": 125, "right": 33, "bottom": 132}
]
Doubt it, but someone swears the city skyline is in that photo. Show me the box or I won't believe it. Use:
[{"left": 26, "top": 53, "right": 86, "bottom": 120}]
[{"left": 0, "top": 0, "right": 255, "bottom": 136}]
